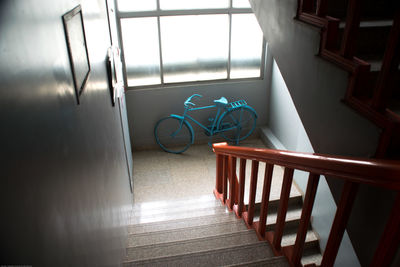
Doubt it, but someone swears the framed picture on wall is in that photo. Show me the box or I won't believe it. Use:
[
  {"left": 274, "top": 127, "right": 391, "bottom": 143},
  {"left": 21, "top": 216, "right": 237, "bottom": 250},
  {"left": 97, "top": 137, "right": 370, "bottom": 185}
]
[{"left": 62, "top": 5, "right": 91, "bottom": 104}]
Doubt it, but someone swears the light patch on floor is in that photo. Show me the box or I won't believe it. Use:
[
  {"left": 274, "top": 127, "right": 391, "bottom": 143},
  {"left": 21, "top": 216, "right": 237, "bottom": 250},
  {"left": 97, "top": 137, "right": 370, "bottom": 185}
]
[{"left": 132, "top": 138, "right": 302, "bottom": 204}]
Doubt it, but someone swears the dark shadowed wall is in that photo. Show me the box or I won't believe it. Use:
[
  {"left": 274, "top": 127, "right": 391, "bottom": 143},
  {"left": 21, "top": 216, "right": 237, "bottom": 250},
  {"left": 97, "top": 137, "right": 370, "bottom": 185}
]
[{"left": 0, "top": 0, "right": 132, "bottom": 265}]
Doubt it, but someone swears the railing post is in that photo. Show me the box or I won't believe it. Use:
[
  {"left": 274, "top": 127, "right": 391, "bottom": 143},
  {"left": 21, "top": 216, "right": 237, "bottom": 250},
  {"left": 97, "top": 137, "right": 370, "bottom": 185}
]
[
  {"left": 340, "top": 0, "right": 362, "bottom": 59},
  {"left": 372, "top": 10, "right": 400, "bottom": 111},
  {"left": 321, "top": 181, "right": 359, "bottom": 267},
  {"left": 370, "top": 192, "right": 400, "bottom": 267},
  {"left": 222, "top": 155, "right": 228, "bottom": 204},
  {"left": 214, "top": 153, "right": 224, "bottom": 200},
  {"left": 228, "top": 156, "right": 237, "bottom": 210},
  {"left": 234, "top": 158, "right": 247, "bottom": 218},
  {"left": 257, "top": 164, "right": 274, "bottom": 238},
  {"left": 272, "top": 167, "right": 294, "bottom": 251},
  {"left": 243, "top": 160, "right": 259, "bottom": 227},
  {"left": 291, "top": 173, "right": 320, "bottom": 267}
]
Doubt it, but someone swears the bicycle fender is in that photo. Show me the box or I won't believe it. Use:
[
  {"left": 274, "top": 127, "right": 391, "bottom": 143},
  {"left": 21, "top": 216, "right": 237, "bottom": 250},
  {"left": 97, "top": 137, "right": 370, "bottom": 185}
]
[
  {"left": 243, "top": 105, "right": 258, "bottom": 118},
  {"left": 169, "top": 114, "right": 195, "bottom": 144},
  {"left": 217, "top": 105, "right": 258, "bottom": 126}
]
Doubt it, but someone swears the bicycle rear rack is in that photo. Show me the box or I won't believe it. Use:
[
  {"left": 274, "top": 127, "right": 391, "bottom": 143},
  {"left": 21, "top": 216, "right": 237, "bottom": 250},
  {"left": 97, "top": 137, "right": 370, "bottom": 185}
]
[{"left": 228, "top": 100, "right": 247, "bottom": 109}]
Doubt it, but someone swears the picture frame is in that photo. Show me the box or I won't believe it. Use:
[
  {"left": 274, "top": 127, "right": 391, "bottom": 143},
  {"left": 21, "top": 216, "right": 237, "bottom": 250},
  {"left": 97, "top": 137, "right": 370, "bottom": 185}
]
[
  {"left": 62, "top": 5, "right": 91, "bottom": 104},
  {"left": 107, "top": 47, "right": 117, "bottom": 106}
]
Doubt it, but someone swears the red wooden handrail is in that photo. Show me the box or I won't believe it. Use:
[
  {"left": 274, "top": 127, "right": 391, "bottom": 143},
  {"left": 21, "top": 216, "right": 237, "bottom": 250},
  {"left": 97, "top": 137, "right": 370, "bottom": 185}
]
[
  {"left": 213, "top": 143, "right": 400, "bottom": 191},
  {"left": 213, "top": 143, "right": 400, "bottom": 267}
]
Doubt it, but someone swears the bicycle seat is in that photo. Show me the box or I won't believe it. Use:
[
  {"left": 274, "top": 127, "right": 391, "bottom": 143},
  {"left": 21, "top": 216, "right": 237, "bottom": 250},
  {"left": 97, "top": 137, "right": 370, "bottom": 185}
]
[{"left": 214, "top": 97, "right": 228, "bottom": 107}]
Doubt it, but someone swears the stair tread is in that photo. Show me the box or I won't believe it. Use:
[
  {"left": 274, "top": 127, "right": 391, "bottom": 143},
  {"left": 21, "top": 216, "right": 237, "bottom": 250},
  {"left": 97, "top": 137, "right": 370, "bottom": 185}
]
[
  {"left": 223, "top": 256, "right": 290, "bottom": 267},
  {"left": 127, "top": 220, "right": 248, "bottom": 247},
  {"left": 301, "top": 246, "right": 323, "bottom": 266},
  {"left": 125, "top": 230, "right": 260, "bottom": 262},
  {"left": 132, "top": 195, "right": 221, "bottom": 216},
  {"left": 123, "top": 242, "right": 274, "bottom": 267},
  {"left": 130, "top": 204, "right": 229, "bottom": 224},
  {"left": 128, "top": 212, "right": 238, "bottom": 234},
  {"left": 280, "top": 229, "right": 319, "bottom": 247}
]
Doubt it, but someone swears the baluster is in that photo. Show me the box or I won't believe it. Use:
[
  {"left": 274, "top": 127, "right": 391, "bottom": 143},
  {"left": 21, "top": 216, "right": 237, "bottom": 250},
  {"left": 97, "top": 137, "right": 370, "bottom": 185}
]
[
  {"left": 235, "top": 158, "right": 247, "bottom": 217},
  {"left": 228, "top": 156, "right": 237, "bottom": 210},
  {"left": 298, "top": 0, "right": 314, "bottom": 14},
  {"left": 257, "top": 164, "right": 274, "bottom": 238},
  {"left": 321, "top": 181, "right": 359, "bottom": 267},
  {"left": 291, "top": 173, "right": 320, "bottom": 267},
  {"left": 214, "top": 153, "right": 224, "bottom": 200},
  {"left": 316, "top": 0, "right": 328, "bottom": 17},
  {"left": 272, "top": 168, "right": 294, "bottom": 251},
  {"left": 322, "top": 17, "right": 340, "bottom": 51},
  {"left": 340, "top": 0, "right": 362, "bottom": 58},
  {"left": 370, "top": 192, "right": 400, "bottom": 267},
  {"left": 372, "top": 10, "right": 400, "bottom": 111},
  {"left": 244, "top": 160, "right": 259, "bottom": 227},
  {"left": 222, "top": 155, "right": 228, "bottom": 204}
]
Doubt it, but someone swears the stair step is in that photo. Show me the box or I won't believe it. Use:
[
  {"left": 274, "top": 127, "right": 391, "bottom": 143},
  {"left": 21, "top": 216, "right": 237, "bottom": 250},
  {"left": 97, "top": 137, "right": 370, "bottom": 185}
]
[
  {"left": 123, "top": 242, "right": 274, "bottom": 267},
  {"left": 223, "top": 256, "right": 290, "bottom": 267},
  {"left": 128, "top": 212, "right": 239, "bottom": 234},
  {"left": 125, "top": 230, "right": 260, "bottom": 262},
  {"left": 127, "top": 220, "right": 248, "bottom": 247},
  {"left": 132, "top": 195, "right": 220, "bottom": 216},
  {"left": 281, "top": 229, "right": 319, "bottom": 248},
  {"left": 302, "top": 246, "right": 323, "bottom": 266},
  {"left": 130, "top": 204, "right": 228, "bottom": 224}
]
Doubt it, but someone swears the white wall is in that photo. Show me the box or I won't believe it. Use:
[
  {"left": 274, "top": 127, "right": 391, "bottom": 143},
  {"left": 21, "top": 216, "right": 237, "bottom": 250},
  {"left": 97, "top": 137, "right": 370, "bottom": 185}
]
[
  {"left": 264, "top": 59, "right": 360, "bottom": 266},
  {"left": 125, "top": 53, "right": 270, "bottom": 149}
]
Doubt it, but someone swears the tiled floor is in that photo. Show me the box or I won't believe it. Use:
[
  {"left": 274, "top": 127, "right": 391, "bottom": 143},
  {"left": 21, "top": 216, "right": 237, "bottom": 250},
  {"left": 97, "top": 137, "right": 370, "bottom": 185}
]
[{"left": 132, "top": 138, "right": 302, "bottom": 205}]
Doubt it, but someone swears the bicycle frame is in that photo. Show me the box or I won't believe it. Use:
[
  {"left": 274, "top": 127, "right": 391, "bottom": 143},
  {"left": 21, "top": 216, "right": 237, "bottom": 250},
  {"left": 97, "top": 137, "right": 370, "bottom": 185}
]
[{"left": 180, "top": 104, "right": 227, "bottom": 137}]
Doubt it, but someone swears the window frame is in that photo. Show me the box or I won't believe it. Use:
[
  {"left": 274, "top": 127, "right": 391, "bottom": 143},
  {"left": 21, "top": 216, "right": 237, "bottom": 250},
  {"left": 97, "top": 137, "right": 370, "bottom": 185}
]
[{"left": 115, "top": 0, "right": 266, "bottom": 89}]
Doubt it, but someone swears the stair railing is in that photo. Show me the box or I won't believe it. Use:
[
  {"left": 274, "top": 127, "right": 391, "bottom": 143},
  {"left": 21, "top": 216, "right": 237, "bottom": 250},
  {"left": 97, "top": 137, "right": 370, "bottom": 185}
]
[
  {"left": 213, "top": 142, "right": 400, "bottom": 267},
  {"left": 295, "top": 0, "right": 400, "bottom": 158}
]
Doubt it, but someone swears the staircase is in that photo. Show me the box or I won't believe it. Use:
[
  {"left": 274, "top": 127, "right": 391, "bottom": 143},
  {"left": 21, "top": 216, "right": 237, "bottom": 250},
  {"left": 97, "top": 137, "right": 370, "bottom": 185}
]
[
  {"left": 123, "top": 195, "right": 321, "bottom": 266},
  {"left": 294, "top": 0, "right": 400, "bottom": 159}
]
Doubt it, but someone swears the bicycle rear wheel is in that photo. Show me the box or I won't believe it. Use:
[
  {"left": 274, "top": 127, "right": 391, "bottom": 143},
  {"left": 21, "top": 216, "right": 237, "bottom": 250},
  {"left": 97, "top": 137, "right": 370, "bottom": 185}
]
[
  {"left": 154, "top": 116, "right": 193, "bottom": 153},
  {"left": 218, "top": 107, "right": 256, "bottom": 143}
]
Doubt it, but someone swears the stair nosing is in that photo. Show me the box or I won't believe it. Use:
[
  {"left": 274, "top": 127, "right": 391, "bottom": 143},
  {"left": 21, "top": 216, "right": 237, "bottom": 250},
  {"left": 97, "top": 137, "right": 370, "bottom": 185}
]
[
  {"left": 125, "top": 229, "right": 257, "bottom": 252},
  {"left": 128, "top": 212, "right": 236, "bottom": 229},
  {"left": 127, "top": 219, "right": 247, "bottom": 239}
]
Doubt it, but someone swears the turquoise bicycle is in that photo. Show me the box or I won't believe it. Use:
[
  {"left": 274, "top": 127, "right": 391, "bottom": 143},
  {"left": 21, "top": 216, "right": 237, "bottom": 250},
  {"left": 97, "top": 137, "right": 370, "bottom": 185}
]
[{"left": 154, "top": 94, "right": 257, "bottom": 153}]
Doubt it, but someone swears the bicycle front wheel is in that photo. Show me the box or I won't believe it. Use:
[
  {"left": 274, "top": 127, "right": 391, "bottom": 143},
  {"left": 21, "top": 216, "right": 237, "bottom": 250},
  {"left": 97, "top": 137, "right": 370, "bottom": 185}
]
[
  {"left": 154, "top": 116, "right": 193, "bottom": 153},
  {"left": 218, "top": 107, "right": 257, "bottom": 143}
]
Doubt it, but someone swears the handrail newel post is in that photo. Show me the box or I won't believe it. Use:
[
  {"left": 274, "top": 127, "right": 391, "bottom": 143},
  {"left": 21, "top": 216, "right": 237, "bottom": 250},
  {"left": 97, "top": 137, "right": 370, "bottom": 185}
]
[
  {"left": 234, "top": 158, "right": 247, "bottom": 218},
  {"left": 228, "top": 156, "right": 237, "bottom": 211},
  {"left": 222, "top": 155, "right": 228, "bottom": 204},
  {"left": 213, "top": 153, "right": 224, "bottom": 201}
]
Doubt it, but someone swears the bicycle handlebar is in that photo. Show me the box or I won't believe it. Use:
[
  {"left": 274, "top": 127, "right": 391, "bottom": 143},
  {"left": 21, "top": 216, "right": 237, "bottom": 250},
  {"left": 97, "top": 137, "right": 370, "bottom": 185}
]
[{"left": 184, "top": 94, "right": 202, "bottom": 107}]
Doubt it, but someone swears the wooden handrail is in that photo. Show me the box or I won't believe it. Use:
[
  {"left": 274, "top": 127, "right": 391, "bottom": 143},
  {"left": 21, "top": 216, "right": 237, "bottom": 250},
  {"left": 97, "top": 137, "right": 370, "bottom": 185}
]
[
  {"left": 213, "top": 143, "right": 400, "bottom": 267},
  {"left": 213, "top": 143, "right": 400, "bottom": 191}
]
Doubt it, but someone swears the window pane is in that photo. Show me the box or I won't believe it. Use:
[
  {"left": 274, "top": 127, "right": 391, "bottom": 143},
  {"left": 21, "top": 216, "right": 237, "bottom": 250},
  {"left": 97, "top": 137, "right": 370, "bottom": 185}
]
[
  {"left": 160, "top": 0, "right": 229, "bottom": 10},
  {"left": 230, "top": 14, "right": 263, "bottom": 79},
  {"left": 121, "top": 18, "right": 161, "bottom": 86},
  {"left": 232, "top": 0, "right": 251, "bottom": 8},
  {"left": 117, "top": 0, "right": 156, "bottom": 12},
  {"left": 160, "top": 15, "right": 229, "bottom": 83}
]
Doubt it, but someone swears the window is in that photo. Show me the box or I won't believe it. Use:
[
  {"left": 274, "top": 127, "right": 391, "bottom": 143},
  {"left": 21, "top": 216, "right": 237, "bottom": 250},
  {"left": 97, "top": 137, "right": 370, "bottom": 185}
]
[{"left": 116, "top": 0, "right": 264, "bottom": 87}]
